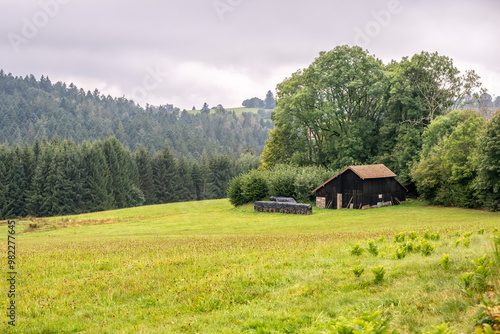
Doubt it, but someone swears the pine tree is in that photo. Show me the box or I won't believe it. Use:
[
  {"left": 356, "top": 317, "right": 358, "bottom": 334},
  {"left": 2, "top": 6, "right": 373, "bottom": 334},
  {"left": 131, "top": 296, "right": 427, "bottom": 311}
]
[
  {"left": 178, "top": 155, "right": 195, "bottom": 202},
  {"left": 264, "top": 90, "right": 276, "bottom": 109},
  {"left": 80, "top": 140, "right": 114, "bottom": 212},
  {"left": 135, "top": 145, "right": 155, "bottom": 204},
  {"left": 207, "top": 155, "right": 235, "bottom": 199},
  {"left": 152, "top": 146, "right": 181, "bottom": 203}
]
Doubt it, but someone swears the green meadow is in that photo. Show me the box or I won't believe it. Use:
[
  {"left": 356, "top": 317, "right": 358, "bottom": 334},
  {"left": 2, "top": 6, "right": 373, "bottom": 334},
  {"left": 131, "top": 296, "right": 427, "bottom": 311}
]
[
  {"left": 1, "top": 200, "right": 499, "bottom": 333},
  {"left": 189, "top": 107, "right": 272, "bottom": 115}
]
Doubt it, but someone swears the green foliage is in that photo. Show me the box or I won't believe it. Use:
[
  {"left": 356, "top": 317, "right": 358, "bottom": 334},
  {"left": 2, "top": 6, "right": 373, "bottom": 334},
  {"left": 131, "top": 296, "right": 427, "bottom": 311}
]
[
  {"left": 412, "top": 112, "right": 485, "bottom": 208},
  {"left": 463, "top": 237, "right": 471, "bottom": 248},
  {"left": 441, "top": 254, "right": 450, "bottom": 270},
  {"left": 371, "top": 266, "right": 386, "bottom": 283},
  {"left": 327, "top": 311, "right": 396, "bottom": 334},
  {"left": 394, "top": 232, "right": 405, "bottom": 243},
  {"left": 227, "top": 164, "right": 331, "bottom": 206},
  {"left": 420, "top": 241, "right": 435, "bottom": 256},
  {"left": 409, "top": 231, "right": 418, "bottom": 240},
  {"left": 227, "top": 175, "right": 246, "bottom": 206},
  {"left": 267, "top": 165, "right": 296, "bottom": 198},
  {"left": 351, "top": 243, "right": 364, "bottom": 256},
  {"left": 431, "top": 232, "right": 441, "bottom": 241},
  {"left": 461, "top": 255, "right": 493, "bottom": 293},
  {"left": 241, "top": 170, "right": 269, "bottom": 202},
  {"left": 404, "top": 241, "right": 415, "bottom": 253},
  {"left": 395, "top": 247, "right": 406, "bottom": 259},
  {"left": 493, "top": 234, "right": 500, "bottom": 266},
  {"left": 352, "top": 265, "right": 365, "bottom": 278},
  {"left": 368, "top": 241, "right": 379, "bottom": 256},
  {"left": 425, "top": 323, "right": 456, "bottom": 334},
  {"left": 0, "top": 136, "right": 261, "bottom": 217},
  {"left": 475, "top": 112, "right": 500, "bottom": 211},
  {"left": 475, "top": 305, "right": 500, "bottom": 333},
  {"left": 265, "top": 45, "right": 386, "bottom": 167},
  {"left": 0, "top": 74, "right": 272, "bottom": 160}
]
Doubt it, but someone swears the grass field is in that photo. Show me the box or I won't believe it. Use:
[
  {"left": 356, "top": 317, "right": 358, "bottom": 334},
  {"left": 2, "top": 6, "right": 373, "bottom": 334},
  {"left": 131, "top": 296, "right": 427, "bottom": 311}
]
[{"left": 1, "top": 200, "right": 499, "bottom": 333}]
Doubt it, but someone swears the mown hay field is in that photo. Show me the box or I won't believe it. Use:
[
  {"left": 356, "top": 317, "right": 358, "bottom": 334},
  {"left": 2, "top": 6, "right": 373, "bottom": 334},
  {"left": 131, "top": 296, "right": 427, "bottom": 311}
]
[{"left": 1, "top": 200, "right": 499, "bottom": 333}]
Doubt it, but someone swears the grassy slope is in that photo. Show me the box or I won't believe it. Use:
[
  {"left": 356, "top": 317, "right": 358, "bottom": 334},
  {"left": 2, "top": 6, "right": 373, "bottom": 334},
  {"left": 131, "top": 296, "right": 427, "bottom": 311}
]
[{"left": 1, "top": 200, "right": 499, "bottom": 333}]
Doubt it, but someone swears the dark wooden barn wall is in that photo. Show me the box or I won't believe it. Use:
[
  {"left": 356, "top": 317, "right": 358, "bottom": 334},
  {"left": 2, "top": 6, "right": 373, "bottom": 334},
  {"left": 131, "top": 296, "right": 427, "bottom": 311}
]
[
  {"left": 362, "top": 178, "right": 406, "bottom": 207},
  {"left": 315, "top": 173, "right": 406, "bottom": 209}
]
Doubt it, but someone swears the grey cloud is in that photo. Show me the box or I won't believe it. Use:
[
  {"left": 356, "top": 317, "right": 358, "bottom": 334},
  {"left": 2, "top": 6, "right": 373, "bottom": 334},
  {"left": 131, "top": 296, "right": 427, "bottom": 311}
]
[{"left": 1, "top": 0, "right": 499, "bottom": 109}]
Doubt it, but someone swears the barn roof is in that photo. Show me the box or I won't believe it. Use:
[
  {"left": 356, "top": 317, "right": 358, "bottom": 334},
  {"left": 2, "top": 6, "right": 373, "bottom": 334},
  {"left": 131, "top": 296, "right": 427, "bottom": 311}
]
[{"left": 312, "top": 164, "right": 401, "bottom": 193}]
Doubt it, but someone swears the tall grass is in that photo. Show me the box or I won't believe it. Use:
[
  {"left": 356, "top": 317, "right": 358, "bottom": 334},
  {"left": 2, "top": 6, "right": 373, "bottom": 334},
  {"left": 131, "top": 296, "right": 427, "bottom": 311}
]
[{"left": 1, "top": 199, "right": 498, "bottom": 333}]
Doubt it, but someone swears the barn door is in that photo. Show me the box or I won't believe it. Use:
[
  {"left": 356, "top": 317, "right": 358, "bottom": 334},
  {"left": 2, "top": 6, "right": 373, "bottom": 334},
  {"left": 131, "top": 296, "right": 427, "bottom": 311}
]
[{"left": 337, "top": 193, "right": 342, "bottom": 209}]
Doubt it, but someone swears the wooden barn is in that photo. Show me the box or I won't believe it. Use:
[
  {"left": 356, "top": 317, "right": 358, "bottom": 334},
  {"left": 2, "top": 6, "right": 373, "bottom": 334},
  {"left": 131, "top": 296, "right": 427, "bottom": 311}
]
[{"left": 312, "top": 164, "right": 407, "bottom": 209}]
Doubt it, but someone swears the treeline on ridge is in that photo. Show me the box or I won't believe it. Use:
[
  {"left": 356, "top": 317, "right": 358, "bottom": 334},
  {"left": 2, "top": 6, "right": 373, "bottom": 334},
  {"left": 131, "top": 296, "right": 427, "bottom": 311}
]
[
  {"left": 0, "top": 71, "right": 272, "bottom": 159},
  {"left": 0, "top": 137, "right": 260, "bottom": 218}
]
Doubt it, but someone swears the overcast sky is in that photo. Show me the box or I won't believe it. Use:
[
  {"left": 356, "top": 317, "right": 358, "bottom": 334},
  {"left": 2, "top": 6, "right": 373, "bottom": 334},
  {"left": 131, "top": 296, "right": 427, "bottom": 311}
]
[{"left": 1, "top": 0, "right": 499, "bottom": 110}]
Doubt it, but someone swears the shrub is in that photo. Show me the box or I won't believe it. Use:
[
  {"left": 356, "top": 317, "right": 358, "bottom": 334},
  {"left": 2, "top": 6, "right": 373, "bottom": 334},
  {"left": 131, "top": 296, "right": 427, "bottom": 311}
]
[
  {"left": 294, "top": 166, "right": 332, "bottom": 202},
  {"left": 441, "top": 254, "right": 450, "bottom": 270},
  {"left": 394, "top": 232, "right": 405, "bottom": 243},
  {"left": 395, "top": 247, "right": 406, "bottom": 259},
  {"left": 368, "top": 241, "right": 379, "bottom": 256},
  {"left": 494, "top": 233, "right": 500, "bottom": 265},
  {"left": 430, "top": 232, "right": 440, "bottom": 241},
  {"left": 404, "top": 241, "right": 414, "bottom": 253},
  {"left": 409, "top": 231, "right": 418, "bottom": 240},
  {"left": 352, "top": 265, "right": 365, "bottom": 278},
  {"left": 241, "top": 170, "right": 268, "bottom": 202},
  {"left": 420, "top": 241, "right": 435, "bottom": 256},
  {"left": 267, "top": 165, "right": 296, "bottom": 199},
  {"left": 372, "top": 266, "right": 386, "bottom": 283},
  {"left": 463, "top": 237, "right": 471, "bottom": 248},
  {"left": 351, "top": 243, "right": 364, "bottom": 256},
  {"left": 227, "top": 175, "right": 247, "bottom": 206},
  {"left": 327, "top": 310, "right": 394, "bottom": 334}
]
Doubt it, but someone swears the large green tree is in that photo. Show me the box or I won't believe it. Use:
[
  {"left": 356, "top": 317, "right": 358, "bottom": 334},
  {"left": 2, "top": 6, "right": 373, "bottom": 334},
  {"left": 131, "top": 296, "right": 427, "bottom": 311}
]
[
  {"left": 475, "top": 112, "right": 500, "bottom": 211},
  {"left": 263, "top": 45, "right": 387, "bottom": 168}
]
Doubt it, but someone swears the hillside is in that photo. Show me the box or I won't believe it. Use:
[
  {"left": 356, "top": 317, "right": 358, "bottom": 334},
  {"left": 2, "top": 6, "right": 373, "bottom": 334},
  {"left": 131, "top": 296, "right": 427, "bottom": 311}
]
[
  {"left": 3, "top": 199, "right": 499, "bottom": 333},
  {"left": 0, "top": 71, "right": 273, "bottom": 159}
]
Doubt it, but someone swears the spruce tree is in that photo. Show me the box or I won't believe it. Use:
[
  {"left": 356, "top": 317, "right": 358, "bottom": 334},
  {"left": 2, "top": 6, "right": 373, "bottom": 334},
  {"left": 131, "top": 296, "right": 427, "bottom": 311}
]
[
  {"left": 135, "top": 145, "right": 155, "bottom": 204},
  {"left": 177, "top": 155, "right": 195, "bottom": 202},
  {"left": 152, "top": 146, "right": 181, "bottom": 203}
]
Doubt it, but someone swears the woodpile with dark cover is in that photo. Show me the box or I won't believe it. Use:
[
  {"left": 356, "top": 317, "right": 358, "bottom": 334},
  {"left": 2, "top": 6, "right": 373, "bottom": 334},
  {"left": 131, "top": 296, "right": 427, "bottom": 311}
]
[{"left": 254, "top": 197, "right": 312, "bottom": 215}]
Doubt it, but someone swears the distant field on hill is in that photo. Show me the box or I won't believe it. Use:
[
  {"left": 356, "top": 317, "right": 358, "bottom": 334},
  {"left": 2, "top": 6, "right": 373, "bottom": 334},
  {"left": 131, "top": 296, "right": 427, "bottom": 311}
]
[
  {"left": 2, "top": 200, "right": 499, "bottom": 333},
  {"left": 189, "top": 107, "right": 273, "bottom": 115}
]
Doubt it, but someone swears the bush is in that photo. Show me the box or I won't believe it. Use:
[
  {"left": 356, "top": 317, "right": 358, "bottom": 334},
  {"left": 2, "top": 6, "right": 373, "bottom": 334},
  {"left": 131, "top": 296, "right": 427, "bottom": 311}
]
[
  {"left": 352, "top": 265, "right": 365, "bottom": 277},
  {"left": 372, "top": 266, "right": 386, "bottom": 283},
  {"left": 441, "top": 254, "right": 450, "bottom": 270},
  {"left": 267, "top": 165, "right": 296, "bottom": 198},
  {"left": 241, "top": 170, "right": 269, "bottom": 202},
  {"left": 420, "top": 241, "right": 435, "bottom": 256},
  {"left": 295, "top": 166, "right": 332, "bottom": 202},
  {"left": 394, "top": 232, "right": 405, "bottom": 243},
  {"left": 351, "top": 243, "right": 364, "bottom": 256},
  {"left": 368, "top": 240, "right": 379, "bottom": 256},
  {"left": 227, "top": 175, "right": 247, "bottom": 206}
]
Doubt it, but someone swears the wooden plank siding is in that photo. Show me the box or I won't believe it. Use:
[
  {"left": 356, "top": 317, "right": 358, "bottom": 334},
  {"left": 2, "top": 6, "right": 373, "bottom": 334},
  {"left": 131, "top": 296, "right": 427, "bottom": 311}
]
[{"left": 313, "top": 164, "right": 407, "bottom": 209}]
